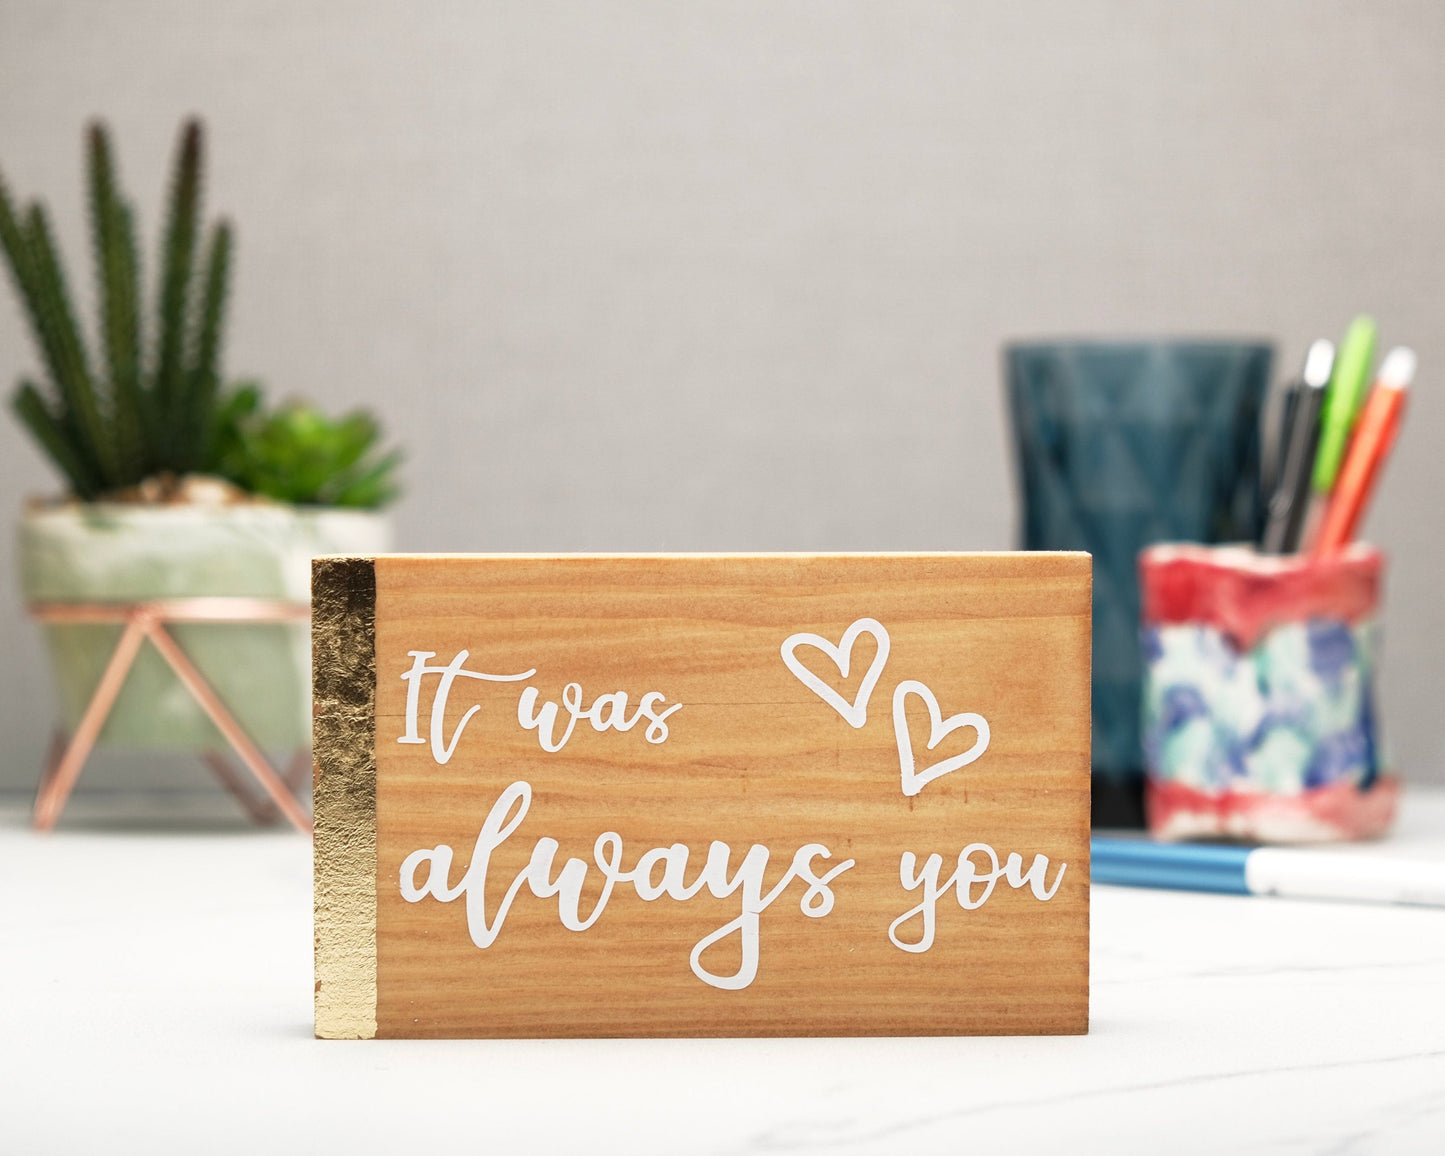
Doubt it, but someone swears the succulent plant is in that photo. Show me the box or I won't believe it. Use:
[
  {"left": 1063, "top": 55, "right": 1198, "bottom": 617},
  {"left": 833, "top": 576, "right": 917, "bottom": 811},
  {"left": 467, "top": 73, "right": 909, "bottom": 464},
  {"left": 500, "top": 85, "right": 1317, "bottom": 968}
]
[
  {"left": 212, "top": 384, "right": 401, "bottom": 508},
  {"left": 1, "top": 118, "right": 399, "bottom": 508}
]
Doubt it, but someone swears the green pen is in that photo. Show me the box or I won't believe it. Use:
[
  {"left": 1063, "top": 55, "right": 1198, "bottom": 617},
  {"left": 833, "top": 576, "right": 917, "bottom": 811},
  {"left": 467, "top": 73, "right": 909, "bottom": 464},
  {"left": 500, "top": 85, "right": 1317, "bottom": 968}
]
[{"left": 1311, "top": 315, "right": 1378, "bottom": 495}]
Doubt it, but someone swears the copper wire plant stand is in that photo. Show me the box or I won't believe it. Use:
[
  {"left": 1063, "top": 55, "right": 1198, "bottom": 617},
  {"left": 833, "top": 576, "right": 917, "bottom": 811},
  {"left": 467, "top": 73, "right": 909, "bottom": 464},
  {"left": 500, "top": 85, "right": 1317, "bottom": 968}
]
[{"left": 28, "top": 597, "right": 313, "bottom": 833}]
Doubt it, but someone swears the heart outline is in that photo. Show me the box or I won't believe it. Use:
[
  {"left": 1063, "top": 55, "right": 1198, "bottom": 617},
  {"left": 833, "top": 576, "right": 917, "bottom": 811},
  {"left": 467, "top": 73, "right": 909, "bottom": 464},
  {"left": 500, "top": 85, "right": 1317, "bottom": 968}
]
[
  {"left": 780, "top": 617, "right": 891, "bottom": 729},
  {"left": 892, "top": 679, "right": 990, "bottom": 797}
]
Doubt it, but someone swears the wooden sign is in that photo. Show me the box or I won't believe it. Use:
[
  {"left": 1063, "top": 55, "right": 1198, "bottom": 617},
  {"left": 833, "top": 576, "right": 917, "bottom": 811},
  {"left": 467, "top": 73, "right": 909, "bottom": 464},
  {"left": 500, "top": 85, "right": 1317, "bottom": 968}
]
[{"left": 313, "top": 553, "right": 1091, "bottom": 1039}]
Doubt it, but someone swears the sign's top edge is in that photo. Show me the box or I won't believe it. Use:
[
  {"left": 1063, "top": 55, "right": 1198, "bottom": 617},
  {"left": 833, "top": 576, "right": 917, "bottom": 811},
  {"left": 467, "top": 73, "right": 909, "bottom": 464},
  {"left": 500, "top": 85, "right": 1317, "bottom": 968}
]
[{"left": 312, "top": 551, "right": 1094, "bottom": 561}]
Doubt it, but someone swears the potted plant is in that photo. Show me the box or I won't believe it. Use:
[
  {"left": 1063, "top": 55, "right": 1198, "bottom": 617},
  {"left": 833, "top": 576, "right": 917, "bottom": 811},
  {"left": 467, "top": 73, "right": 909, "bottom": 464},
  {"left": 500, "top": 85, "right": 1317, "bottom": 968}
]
[{"left": 1, "top": 119, "right": 398, "bottom": 797}]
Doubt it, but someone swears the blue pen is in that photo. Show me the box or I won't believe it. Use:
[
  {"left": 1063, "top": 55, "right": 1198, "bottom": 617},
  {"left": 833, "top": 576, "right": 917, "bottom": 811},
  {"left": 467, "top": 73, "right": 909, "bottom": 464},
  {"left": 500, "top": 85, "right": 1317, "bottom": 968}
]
[{"left": 1091, "top": 837, "right": 1445, "bottom": 909}]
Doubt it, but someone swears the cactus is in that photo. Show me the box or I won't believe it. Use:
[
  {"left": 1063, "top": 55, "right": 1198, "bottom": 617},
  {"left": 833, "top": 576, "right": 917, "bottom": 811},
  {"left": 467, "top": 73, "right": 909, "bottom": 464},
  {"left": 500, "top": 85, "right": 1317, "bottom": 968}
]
[
  {"left": 1, "top": 119, "right": 398, "bottom": 508},
  {"left": 1, "top": 119, "right": 221, "bottom": 496},
  {"left": 87, "top": 123, "right": 145, "bottom": 481}
]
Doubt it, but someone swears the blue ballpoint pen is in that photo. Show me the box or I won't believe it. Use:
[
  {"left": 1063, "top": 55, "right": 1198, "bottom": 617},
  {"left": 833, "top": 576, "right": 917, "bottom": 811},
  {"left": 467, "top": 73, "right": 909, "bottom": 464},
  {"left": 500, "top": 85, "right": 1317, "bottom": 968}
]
[{"left": 1091, "top": 837, "right": 1445, "bottom": 908}]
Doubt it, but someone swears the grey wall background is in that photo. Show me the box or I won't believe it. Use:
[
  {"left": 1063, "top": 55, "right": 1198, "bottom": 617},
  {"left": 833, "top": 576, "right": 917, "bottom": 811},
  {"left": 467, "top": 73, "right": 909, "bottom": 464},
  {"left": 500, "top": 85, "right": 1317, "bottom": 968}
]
[{"left": 1, "top": 1, "right": 1442, "bottom": 795}]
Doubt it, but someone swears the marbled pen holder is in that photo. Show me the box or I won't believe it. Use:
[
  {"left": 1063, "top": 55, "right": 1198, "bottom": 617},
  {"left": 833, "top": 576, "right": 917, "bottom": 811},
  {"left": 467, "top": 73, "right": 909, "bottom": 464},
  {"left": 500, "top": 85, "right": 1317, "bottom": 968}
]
[{"left": 1139, "top": 543, "right": 1397, "bottom": 843}]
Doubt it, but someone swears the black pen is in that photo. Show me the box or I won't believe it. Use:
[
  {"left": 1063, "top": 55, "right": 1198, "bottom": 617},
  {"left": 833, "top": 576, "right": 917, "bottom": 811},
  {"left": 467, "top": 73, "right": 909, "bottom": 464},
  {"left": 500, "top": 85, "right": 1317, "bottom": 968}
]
[
  {"left": 1269, "top": 380, "right": 1300, "bottom": 502},
  {"left": 1260, "top": 339, "right": 1334, "bottom": 554}
]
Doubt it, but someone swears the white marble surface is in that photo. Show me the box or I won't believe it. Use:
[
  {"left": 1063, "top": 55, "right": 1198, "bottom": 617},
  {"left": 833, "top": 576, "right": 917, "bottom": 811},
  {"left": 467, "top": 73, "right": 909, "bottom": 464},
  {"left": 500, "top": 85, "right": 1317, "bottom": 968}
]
[{"left": 3, "top": 791, "right": 1444, "bottom": 1155}]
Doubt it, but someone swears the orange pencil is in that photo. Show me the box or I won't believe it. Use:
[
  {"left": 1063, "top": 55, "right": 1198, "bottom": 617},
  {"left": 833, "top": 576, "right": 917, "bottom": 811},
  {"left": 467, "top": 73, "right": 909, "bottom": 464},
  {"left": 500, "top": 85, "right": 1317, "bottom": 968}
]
[{"left": 1313, "top": 347, "right": 1415, "bottom": 557}]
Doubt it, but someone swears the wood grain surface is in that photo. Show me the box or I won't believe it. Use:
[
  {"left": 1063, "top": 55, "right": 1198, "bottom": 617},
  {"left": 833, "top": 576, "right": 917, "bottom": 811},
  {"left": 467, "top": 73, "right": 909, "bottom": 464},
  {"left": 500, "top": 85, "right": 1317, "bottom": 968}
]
[{"left": 367, "top": 553, "right": 1091, "bottom": 1038}]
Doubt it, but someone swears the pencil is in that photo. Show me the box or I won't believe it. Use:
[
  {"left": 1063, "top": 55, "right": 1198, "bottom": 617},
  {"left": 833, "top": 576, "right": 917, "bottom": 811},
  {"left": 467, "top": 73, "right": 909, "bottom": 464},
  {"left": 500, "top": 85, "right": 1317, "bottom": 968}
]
[{"left": 1313, "top": 347, "right": 1415, "bottom": 557}]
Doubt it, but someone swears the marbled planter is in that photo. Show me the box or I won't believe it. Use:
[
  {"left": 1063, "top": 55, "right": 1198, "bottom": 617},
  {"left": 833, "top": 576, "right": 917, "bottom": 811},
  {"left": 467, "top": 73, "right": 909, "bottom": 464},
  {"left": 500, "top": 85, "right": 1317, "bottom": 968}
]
[{"left": 20, "top": 502, "right": 392, "bottom": 750}]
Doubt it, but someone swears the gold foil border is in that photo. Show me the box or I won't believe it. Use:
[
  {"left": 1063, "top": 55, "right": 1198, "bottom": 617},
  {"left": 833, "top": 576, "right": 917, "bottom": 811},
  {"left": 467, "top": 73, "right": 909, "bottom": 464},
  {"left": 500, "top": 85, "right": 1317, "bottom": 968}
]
[{"left": 312, "top": 556, "right": 378, "bottom": 1039}]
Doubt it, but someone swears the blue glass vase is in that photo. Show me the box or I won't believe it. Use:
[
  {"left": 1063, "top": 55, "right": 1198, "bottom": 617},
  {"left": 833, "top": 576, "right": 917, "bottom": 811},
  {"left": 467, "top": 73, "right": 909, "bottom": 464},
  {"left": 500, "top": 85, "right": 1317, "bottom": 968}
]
[{"left": 1005, "top": 340, "right": 1273, "bottom": 826}]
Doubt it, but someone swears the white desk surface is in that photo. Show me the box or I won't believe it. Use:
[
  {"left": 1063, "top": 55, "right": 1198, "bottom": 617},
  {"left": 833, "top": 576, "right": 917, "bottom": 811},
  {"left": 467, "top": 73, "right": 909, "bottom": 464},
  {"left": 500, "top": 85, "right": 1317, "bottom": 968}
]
[{"left": 3, "top": 790, "right": 1444, "bottom": 1155}]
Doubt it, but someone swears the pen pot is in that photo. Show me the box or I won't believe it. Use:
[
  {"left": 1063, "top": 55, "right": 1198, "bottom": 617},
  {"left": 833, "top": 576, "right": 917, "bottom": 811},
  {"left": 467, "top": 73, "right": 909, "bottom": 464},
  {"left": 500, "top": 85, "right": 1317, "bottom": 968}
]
[
  {"left": 1139, "top": 543, "right": 1397, "bottom": 843},
  {"left": 1005, "top": 339, "right": 1272, "bottom": 827}
]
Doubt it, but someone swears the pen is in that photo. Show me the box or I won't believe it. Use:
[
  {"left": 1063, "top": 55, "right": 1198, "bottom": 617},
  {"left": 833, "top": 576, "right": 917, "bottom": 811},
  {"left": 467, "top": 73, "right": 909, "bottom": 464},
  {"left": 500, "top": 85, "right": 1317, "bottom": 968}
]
[
  {"left": 1091, "top": 837, "right": 1445, "bottom": 908},
  {"left": 1313, "top": 347, "right": 1415, "bottom": 557},
  {"left": 1310, "top": 316, "right": 1377, "bottom": 492},
  {"left": 1267, "top": 380, "right": 1300, "bottom": 512},
  {"left": 1260, "top": 339, "right": 1333, "bottom": 554}
]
